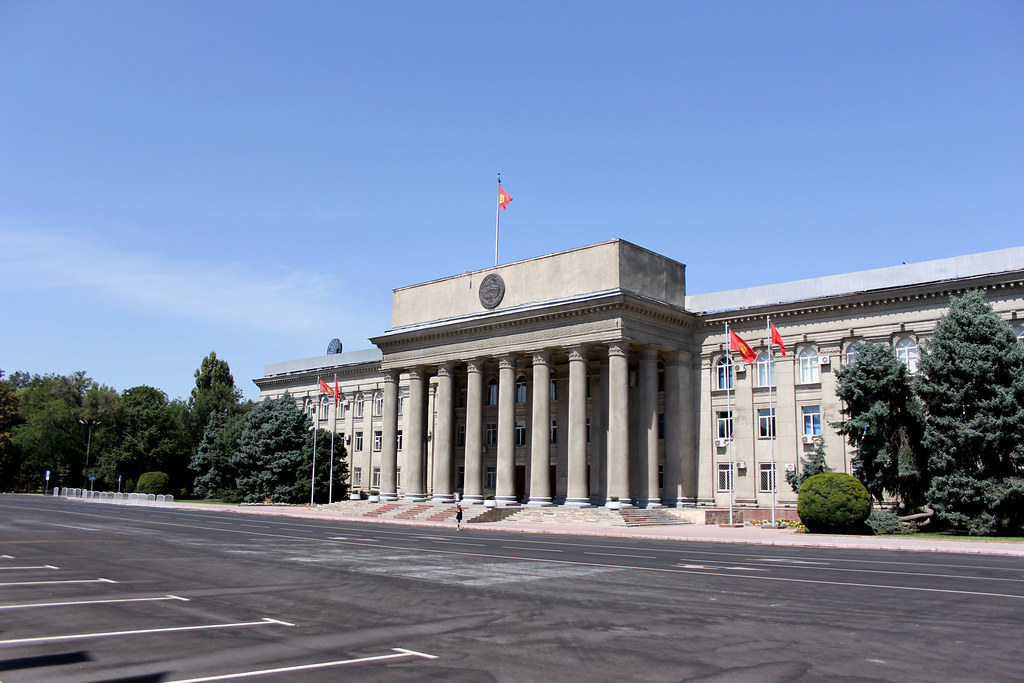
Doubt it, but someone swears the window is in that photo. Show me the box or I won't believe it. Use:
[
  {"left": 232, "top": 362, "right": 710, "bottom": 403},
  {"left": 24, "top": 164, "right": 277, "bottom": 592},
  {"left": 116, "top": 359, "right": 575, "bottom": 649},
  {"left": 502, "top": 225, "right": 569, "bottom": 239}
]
[
  {"left": 717, "top": 463, "right": 733, "bottom": 492},
  {"left": 304, "top": 399, "right": 314, "bottom": 421},
  {"left": 320, "top": 397, "right": 330, "bottom": 418},
  {"left": 758, "top": 408, "right": 776, "bottom": 438},
  {"left": 515, "top": 422, "right": 527, "bottom": 446},
  {"left": 756, "top": 352, "right": 775, "bottom": 387},
  {"left": 798, "top": 348, "right": 819, "bottom": 383},
  {"left": 487, "top": 379, "right": 498, "bottom": 405},
  {"left": 550, "top": 373, "right": 559, "bottom": 401},
  {"left": 371, "top": 467, "right": 381, "bottom": 488},
  {"left": 802, "top": 406, "right": 822, "bottom": 436},
  {"left": 550, "top": 419, "right": 558, "bottom": 444},
  {"left": 716, "top": 357, "right": 734, "bottom": 390},
  {"left": 895, "top": 336, "right": 918, "bottom": 373},
  {"left": 397, "top": 392, "right": 404, "bottom": 416},
  {"left": 354, "top": 432, "right": 363, "bottom": 451},
  {"left": 759, "top": 463, "right": 776, "bottom": 492},
  {"left": 586, "top": 369, "right": 592, "bottom": 398},
  {"left": 658, "top": 361, "right": 665, "bottom": 392},
  {"left": 459, "top": 383, "right": 467, "bottom": 407},
  {"left": 1014, "top": 326, "right": 1024, "bottom": 345},
  {"left": 339, "top": 398, "right": 348, "bottom": 419},
  {"left": 845, "top": 343, "right": 862, "bottom": 366},
  {"left": 397, "top": 430, "right": 403, "bottom": 451},
  {"left": 485, "top": 423, "right": 497, "bottom": 447},
  {"left": 485, "top": 466, "right": 497, "bottom": 489},
  {"left": 716, "top": 410, "right": 733, "bottom": 439},
  {"left": 658, "top": 464, "right": 664, "bottom": 490},
  {"left": 353, "top": 467, "right": 362, "bottom": 487},
  {"left": 373, "top": 431, "right": 382, "bottom": 451},
  {"left": 396, "top": 467, "right": 401, "bottom": 489},
  {"left": 516, "top": 375, "right": 528, "bottom": 403},
  {"left": 355, "top": 394, "right": 364, "bottom": 418},
  {"left": 373, "top": 392, "right": 383, "bottom": 416},
  {"left": 457, "top": 424, "right": 466, "bottom": 447},
  {"left": 657, "top": 413, "right": 665, "bottom": 439}
]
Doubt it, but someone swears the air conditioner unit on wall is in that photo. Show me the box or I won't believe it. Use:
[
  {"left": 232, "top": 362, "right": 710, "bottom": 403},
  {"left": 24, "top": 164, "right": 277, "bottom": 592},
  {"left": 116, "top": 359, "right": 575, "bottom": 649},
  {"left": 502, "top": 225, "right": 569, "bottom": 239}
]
[
  {"left": 714, "top": 438, "right": 729, "bottom": 448},
  {"left": 734, "top": 363, "right": 746, "bottom": 373},
  {"left": 802, "top": 434, "right": 815, "bottom": 444},
  {"left": 735, "top": 461, "right": 747, "bottom": 470},
  {"left": 819, "top": 355, "right": 831, "bottom": 365},
  {"left": 785, "top": 463, "right": 796, "bottom": 472}
]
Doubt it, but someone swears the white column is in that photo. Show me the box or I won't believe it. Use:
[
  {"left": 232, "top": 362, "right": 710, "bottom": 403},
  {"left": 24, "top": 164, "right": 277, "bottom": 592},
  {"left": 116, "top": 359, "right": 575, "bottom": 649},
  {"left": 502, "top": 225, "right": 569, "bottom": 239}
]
[
  {"left": 640, "top": 348, "right": 661, "bottom": 508},
  {"left": 380, "top": 372, "right": 399, "bottom": 501},
  {"left": 403, "top": 367, "right": 427, "bottom": 502},
  {"left": 607, "top": 342, "right": 632, "bottom": 507},
  {"left": 463, "top": 360, "right": 484, "bottom": 504},
  {"left": 527, "top": 351, "right": 553, "bottom": 506},
  {"left": 496, "top": 354, "right": 518, "bottom": 505},
  {"left": 431, "top": 363, "right": 455, "bottom": 502},
  {"left": 565, "top": 345, "right": 591, "bottom": 506}
]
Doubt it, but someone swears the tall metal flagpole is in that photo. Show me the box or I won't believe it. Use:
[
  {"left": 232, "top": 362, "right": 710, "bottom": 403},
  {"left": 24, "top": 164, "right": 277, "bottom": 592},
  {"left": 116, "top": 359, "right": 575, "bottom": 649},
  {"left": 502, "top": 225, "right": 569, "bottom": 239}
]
[
  {"left": 310, "top": 376, "right": 319, "bottom": 507},
  {"left": 328, "top": 372, "right": 337, "bottom": 504},
  {"left": 725, "top": 321, "right": 735, "bottom": 525},
  {"left": 494, "top": 172, "right": 502, "bottom": 266},
  {"left": 767, "top": 315, "right": 777, "bottom": 526}
]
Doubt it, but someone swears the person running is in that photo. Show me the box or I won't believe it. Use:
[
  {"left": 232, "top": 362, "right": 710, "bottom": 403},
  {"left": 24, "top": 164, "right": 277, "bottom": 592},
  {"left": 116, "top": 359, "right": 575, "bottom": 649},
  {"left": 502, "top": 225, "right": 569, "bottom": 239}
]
[{"left": 455, "top": 503, "right": 464, "bottom": 531}]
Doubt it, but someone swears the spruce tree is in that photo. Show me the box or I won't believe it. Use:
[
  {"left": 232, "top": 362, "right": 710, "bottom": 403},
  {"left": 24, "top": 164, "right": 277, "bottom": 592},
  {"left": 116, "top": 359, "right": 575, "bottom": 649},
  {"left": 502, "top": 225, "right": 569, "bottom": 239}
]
[
  {"left": 232, "top": 394, "right": 310, "bottom": 503},
  {"left": 833, "top": 342, "right": 928, "bottom": 511},
  {"left": 918, "top": 291, "right": 1024, "bottom": 535},
  {"left": 786, "top": 437, "right": 833, "bottom": 493}
]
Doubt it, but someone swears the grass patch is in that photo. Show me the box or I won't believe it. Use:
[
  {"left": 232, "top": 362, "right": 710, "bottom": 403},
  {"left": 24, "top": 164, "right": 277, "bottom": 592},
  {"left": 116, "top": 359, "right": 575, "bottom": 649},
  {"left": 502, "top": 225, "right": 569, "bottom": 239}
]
[{"left": 904, "top": 531, "right": 1024, "bottom": 543}]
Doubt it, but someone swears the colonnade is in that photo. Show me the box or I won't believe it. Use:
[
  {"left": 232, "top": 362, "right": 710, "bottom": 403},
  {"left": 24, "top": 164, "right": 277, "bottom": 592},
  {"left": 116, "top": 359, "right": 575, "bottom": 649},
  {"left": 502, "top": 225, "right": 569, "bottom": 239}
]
[{"left": 375, "top": 342, "right": 694, "bottom": 508}]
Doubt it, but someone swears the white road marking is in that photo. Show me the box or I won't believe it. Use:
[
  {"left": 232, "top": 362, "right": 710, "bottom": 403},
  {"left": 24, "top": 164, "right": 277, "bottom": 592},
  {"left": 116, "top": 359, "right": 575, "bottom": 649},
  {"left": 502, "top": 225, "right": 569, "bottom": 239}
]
[
  {"left": 757, "top": 558, "right": 828, "bottom": 565},
  {"left": 437, "top": 541, "right": 486, "bottom": 547},
  {"left": 0, "top": 565, "right": 58, "bottom": 571},
  {"left": 0, "top": 577, "right": 115, "bottom": 587},
  {"left": 503, "top": 546, "right": 563, "bottom": 552},
  {"left": 168, "top": 647, "right": 437, "bottom": 682},
  {"left": 0, "top": 555, "right": 14, "bottom": 559},
  {"left": 584, "top": 552, "right": 657, "bottom": 559},
  {"left": 0, "top": 617, "right": 293, "bottom": 646},
  {"left": 0, "top": 594, "right": 190, "bottom": 610}
]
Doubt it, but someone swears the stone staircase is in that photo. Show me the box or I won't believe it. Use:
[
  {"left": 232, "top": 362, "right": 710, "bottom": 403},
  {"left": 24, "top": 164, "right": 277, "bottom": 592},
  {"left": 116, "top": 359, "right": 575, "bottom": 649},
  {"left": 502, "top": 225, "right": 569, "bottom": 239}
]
[{"left": 617, "top": 507, "right": 692, "bottom": 527}]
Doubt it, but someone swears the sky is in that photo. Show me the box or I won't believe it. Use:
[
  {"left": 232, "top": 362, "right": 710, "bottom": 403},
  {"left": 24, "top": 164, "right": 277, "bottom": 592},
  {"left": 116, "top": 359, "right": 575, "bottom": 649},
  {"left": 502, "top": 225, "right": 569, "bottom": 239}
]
[{"left": 2, "top": 1, "right": 1022, "bottom": 403}]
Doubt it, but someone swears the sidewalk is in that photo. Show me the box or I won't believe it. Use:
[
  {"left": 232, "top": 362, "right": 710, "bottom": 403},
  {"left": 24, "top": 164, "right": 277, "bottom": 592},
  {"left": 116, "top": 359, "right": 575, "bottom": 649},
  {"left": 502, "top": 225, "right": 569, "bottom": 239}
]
[{"left": 168, "top": 500, "right": 1024, "bottom": 558}]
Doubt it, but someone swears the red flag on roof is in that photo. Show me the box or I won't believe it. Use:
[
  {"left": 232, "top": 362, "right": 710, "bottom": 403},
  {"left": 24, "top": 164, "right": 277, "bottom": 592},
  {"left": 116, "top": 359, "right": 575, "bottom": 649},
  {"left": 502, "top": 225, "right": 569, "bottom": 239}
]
[
  {"left": 770, "top": 322, "right": 786, "bottom": 357},
  {"left": 498, "top": 186, "right": 512, "bottom": 210},
  {"left": 729, "top": 330, "right": 757, "bottom": 365},
  {"left": 318, "top": 380, "right": 335, "bottom": 397},
  {"left": 334, "top": 379, "right": 340, "bottom": 408}
]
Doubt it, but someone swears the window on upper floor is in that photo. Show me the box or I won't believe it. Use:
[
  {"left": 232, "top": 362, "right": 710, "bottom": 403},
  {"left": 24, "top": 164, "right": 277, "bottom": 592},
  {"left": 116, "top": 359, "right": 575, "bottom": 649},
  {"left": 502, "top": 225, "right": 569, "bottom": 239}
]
[
  {"left": 715, "top": 356, "right": 733, "bottom": 390},
  {"left": 803, "top": 406, "right": 822, "bottom": 436},
  {"left": 550, "top": 373, "right": 559, "bottom": 401},
  {"left": 845, "top": 342, "right": 862, "bottom": 366},
  {"left": 487, "top": 379, "right": 499, "bottom": 406},
  {"left": 1014, "top": 326, "right": 1024, "bottom": 345},
  {"left": 373, "top": 392, "right": 384, "bottom": 416},
  {"left": 756, "top": 352, "right": 775, "bottom": 388},
  {"left": 894, "top": 336, "right": 919, "bottom": 373},
  {"left": 459, "top": 382, "right": 468, "bottom": 407},
  {"left": 516, "top": 375, "right": 528, "bottom": 403},
  {"left": 515, "top": 422, "right": 527, "bottom": 446},
  {"left": 716, "top": 410, "right": 733, "bottom": 440},
  {"left": 758, "top": 407, "right": 776, "bottom": 438},
  {"left": 355, "top": 394, "right": 365, "bottom": 418},
  {"left": 799, "top": 348, "right": 820, "bottom": 384}
]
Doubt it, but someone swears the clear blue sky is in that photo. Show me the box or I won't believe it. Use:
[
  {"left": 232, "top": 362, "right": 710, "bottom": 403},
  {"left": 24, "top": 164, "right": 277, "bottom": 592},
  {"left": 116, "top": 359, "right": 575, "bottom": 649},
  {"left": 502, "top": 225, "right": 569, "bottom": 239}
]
[{"left": 2, "top": 1, "right": 1022, "bottom": 402}]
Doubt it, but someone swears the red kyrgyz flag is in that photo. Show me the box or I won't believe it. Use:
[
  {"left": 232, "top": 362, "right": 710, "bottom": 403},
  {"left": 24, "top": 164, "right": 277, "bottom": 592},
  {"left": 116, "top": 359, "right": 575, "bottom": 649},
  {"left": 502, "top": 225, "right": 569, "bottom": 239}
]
[
  {"left": 334, "top": 379, "right": 340, "bottom": 408},
  {"left": 498, "top": 186, "right": 512, "bottom": 210},
  {"left": 729, "top": 330, "right": 757, "bottom": 365},
  {"left": 770, "top": 322, "right": 787, "bottom": 357},
  {"left": 318, "top": 380, "right": 335, "bottom": 397}
]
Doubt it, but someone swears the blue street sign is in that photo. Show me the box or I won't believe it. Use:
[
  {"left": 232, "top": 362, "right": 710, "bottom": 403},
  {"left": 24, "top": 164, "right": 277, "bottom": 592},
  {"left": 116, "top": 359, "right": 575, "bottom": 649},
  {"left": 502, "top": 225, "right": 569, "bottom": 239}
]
[{"left": 88, "top": 473, "right": 97, "bottom": 482}]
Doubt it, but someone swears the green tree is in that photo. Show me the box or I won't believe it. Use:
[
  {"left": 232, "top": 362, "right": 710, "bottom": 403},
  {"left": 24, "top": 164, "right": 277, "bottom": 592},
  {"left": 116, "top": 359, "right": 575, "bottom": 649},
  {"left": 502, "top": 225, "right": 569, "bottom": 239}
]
[
  {"left": 191, "top": 402, "right": 253, "bottom": 501},
  {"left": 786, "top": 437, "right": 833, "bottom": 493},
  {"left": 918, "top": 291, "right": 1024, "bottom": 535},
  {"left": 232, "top": 394, "right": 310, "bottom": 503},
  {"left": 186, "top": 352, "right": 242, "bottom": 455},
  {"left": 0, "top": 370, "right": 23, "bottom": 490},
  {"left": 98, "top": 386, "right": 189, "bottom": 492},
  {"left": 833, "top": 342, "right": 928, "bottom": 512}
]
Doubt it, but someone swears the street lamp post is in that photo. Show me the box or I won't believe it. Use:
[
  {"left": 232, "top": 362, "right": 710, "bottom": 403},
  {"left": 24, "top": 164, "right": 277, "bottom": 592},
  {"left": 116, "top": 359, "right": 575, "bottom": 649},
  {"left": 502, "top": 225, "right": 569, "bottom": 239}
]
[{"left": 78, "top": 419, "right": 101, "bottom": 490}]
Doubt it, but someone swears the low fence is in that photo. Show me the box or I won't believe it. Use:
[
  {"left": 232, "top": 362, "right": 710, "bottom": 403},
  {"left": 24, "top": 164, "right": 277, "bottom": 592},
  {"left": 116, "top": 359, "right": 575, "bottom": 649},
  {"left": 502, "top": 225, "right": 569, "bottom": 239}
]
[{"left": 57, "top": 488, "right": 175, "bottom": 505}]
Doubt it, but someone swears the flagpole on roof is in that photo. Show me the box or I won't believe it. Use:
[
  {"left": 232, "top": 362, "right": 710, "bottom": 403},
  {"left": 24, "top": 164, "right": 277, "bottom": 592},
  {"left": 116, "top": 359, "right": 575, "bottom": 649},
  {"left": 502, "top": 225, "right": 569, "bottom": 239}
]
[
  {"left": 328, "top": 372, "right": 337, "bottom": 504},
  {"left": 310, "top": 375, "right": 319, "bottom": 507},
  {"left": 725, "top": 321, "right": 734, "bottom": 525},
  {"left": 494, "top": 172, "right": 501, "bottom": 266},
  {"left": 767, "top": 315, "right": 777, "bottom": 526}
]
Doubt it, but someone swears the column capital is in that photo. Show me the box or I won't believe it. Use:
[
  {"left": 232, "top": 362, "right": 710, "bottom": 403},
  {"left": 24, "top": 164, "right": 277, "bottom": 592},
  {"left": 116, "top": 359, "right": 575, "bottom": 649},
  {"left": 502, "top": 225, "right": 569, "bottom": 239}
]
[
  {"left": 640, "top": 347, "right": 659, "bottom": 362},
  {"left": 436, "top": 363, "right": 454, "bottom": 378},
  {"left": 382, "top": 370, "right": 399, "bottom": 386},
  {"left": 497, "top": 354, "right": 518, "bottom": 371},
  {"left": 466, "top": 358, "right": 485, "bottom": 374},
  {"left": 405, "top": 366, "right": 425, "bottom": 382},
  {"left": 530, "top": 350, "right": 551, "bottom": 366},
  {"left": 607, "top": 341, "right": 630, "bottom": 358},
  {"left": 566, "top": 345, "right": 589, "bottom": 363}
]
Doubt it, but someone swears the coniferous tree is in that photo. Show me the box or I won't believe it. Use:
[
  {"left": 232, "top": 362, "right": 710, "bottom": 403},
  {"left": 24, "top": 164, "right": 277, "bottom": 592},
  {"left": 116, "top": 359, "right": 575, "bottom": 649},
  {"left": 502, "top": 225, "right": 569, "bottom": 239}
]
[
  {"left": 833, "top": 342, "right": 928, "bottom": 511},
  {"left": 191, "top": 402, "right": 252, "bottom": 501},
  {"left": 786, "top": 437, "right": 833, "bottom": 493},
  {"left": 918, "top": 291, "right": 1024, "bottom": 535},
  {"left": 232, "top": 394, "right": 311, "bottom": 503}
]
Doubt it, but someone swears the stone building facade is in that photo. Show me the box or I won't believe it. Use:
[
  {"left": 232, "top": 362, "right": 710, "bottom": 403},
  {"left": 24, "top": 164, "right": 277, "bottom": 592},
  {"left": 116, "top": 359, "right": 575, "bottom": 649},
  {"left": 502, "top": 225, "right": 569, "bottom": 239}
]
[{"left": 253, "top": 240, "right": 1024, "bottom": 510}]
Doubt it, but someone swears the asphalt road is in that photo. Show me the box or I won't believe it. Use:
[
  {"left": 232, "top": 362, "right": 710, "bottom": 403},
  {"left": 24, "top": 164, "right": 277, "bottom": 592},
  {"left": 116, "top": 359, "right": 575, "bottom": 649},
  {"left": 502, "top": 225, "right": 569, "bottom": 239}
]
[{"left": 1, "top": 495, "right": 1022, "bottom": 682}]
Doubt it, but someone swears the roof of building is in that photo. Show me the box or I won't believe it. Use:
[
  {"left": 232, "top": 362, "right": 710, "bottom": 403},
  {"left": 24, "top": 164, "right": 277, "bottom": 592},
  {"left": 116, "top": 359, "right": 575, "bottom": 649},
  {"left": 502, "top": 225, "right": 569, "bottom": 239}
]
[{"left": 262, "top": 347, "right": 382, "bottom": 378}]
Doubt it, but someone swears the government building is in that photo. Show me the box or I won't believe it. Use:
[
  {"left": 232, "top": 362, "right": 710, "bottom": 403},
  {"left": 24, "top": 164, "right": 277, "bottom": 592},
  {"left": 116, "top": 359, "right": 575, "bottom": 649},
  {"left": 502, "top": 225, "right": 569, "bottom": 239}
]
[{"left": 253, "top": 240, "right": 1024, "bottom": 512}]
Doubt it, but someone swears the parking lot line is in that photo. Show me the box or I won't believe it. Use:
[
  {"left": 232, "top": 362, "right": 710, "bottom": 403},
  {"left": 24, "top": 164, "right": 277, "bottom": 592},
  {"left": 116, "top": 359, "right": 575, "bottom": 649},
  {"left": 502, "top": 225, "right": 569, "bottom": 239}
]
[
  {"left": 0, "top": 616, "right": 294, "bottom": 646},
  {"left": 0, "top": 594, "right": 190, "bottom": 610},
  {"left": 0, "top": 577, "right": 116, "bottom": 587},
  {"left": 167, "top": 647, "right": 438, "bottom": 682},
  {"left": 0, "top": 565, "right": 58, "bottom": 570}
]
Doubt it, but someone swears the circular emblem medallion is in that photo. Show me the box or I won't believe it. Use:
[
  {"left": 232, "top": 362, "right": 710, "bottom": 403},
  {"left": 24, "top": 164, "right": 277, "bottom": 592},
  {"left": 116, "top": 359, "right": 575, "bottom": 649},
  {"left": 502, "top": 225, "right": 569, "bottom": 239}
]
[{"left": 479, "top": 273, "right": 506, "bottom": 309}]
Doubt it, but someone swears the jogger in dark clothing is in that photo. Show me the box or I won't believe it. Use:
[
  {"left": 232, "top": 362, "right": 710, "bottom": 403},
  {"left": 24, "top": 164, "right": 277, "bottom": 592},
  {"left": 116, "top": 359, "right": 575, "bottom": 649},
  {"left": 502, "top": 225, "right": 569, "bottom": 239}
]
[{"left": 455, "top": 504, "right": 464, "bottom": 530}]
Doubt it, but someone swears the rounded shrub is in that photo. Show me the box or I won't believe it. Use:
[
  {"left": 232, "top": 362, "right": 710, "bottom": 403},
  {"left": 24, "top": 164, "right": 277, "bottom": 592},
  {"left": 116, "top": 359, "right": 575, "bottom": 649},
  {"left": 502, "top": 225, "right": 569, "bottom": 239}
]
[
  {"left": 136, "top": 471, "right": 169, "bottom": 495},
  {"left": 865, "top": 508, "right": 903, "bottom": 535},
  {"left": 797, "top": 472, "right": 872, "bottom": 534}
]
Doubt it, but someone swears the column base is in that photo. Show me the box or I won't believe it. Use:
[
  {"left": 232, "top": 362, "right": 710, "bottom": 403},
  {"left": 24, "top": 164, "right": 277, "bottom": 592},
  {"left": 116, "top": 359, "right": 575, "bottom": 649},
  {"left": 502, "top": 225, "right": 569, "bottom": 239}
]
[
  {"left": 643, "top": 498, "right": 663, "bottom": 509},
  {"left": 605, "top": 498, "right": 634, "bottom": 508},
  {"left": 402, "top": 492, "right": 428, "bottom": 502},
  {"left": 462, "top": 494, "right": 484, "bottom": 505},
  {"left": 495, "top": 495, "right": 519, "bottom": 507},
  {"left": 563, "top": 498, "right": 593, "bottom": 508},
  {"left": 380, "top": 492, "right": 398, "bottom": 502},
  {"left": 431, "top": 493, "right": 455, "bottom": 504},
  {"left": 526, "top": 496, "right": 554, "bottom": 507}
]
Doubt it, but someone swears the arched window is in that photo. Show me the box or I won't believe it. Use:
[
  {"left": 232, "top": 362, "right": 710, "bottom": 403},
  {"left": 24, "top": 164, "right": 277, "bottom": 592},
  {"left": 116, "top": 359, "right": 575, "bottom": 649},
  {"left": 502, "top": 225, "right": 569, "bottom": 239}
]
[
  {"left": 373, "top": 391, "right": 384, "bottom": 416},
  {"left": 755, "top": 351, "right": 775, "bottom": 387},
  {"left": 1014, "top": 326, "right": 1024, "bottom": 345},
  {"left": 845, "top": 342, "right": 862, "bottom": 366},
  {"left": 304, "top": 398, "right": 315, "bottom": 421},
  {"left": 320, "top": 396, "right": 330, "bottom": 418},
  {"left": 798, "top": 348, "right": 819, "bottom": 384},
  {"left": 550, "top": 373, "right": 559, "bottom": 401},
  {"left": 715, "top": 356, "right": 733, "bottom": 390},
  {"left": 355, "top": 393, "right": 365, "bottom": 418},
  {"left": 515, "top": 375, "right": 528, "bottom": 403},
  {"left": 487, "top": 379, "right": 499, "bottom": 405},
  {"left": 894, "top": 336, "right": 918, "bottom": 373}
]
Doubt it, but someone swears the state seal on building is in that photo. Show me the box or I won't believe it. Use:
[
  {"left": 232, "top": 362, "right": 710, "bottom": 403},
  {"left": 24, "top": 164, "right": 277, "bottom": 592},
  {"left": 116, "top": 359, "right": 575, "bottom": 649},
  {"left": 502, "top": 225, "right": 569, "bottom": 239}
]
[{"left": 479, "top": 273, "right": 505, "bottom": 309}]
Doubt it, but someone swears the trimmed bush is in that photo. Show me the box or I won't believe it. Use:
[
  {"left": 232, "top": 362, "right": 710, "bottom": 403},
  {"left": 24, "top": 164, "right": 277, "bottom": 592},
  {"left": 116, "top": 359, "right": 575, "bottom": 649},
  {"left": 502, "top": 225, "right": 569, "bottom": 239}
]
[
  {"left": 798, "top": 472, "right": 872, "bottom": 534},
  {"left": 136, "top": 471, "right": 170, "bottom": 495},
  {"left": 865, "top": 508, "right": 903, "bottom": 535}
]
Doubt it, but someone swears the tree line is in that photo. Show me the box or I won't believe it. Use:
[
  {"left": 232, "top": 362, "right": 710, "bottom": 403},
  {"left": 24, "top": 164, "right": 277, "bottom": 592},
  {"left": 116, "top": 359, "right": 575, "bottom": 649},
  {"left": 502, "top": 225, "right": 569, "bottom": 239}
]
[{"left": 0, "top": 352, "right": 346, "bottom": 503}]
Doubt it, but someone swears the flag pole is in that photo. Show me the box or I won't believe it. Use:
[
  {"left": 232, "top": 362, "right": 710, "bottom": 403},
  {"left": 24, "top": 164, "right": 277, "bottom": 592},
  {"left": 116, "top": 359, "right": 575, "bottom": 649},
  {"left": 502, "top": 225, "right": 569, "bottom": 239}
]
[
  {"left": 328, "top": 373, "right": 336, "bottom": 504},
  {"left": 725, "top": 321, "right": 734, "bottom": 525},
  {"left": 767, "top": 315, "right": 777, "bottom": 526},
  {"left": 494, "top": 172, "right": 501, "bottom": 266},
  {"left": 310, "top": 376, "right": 319, "bottom": 507}
]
